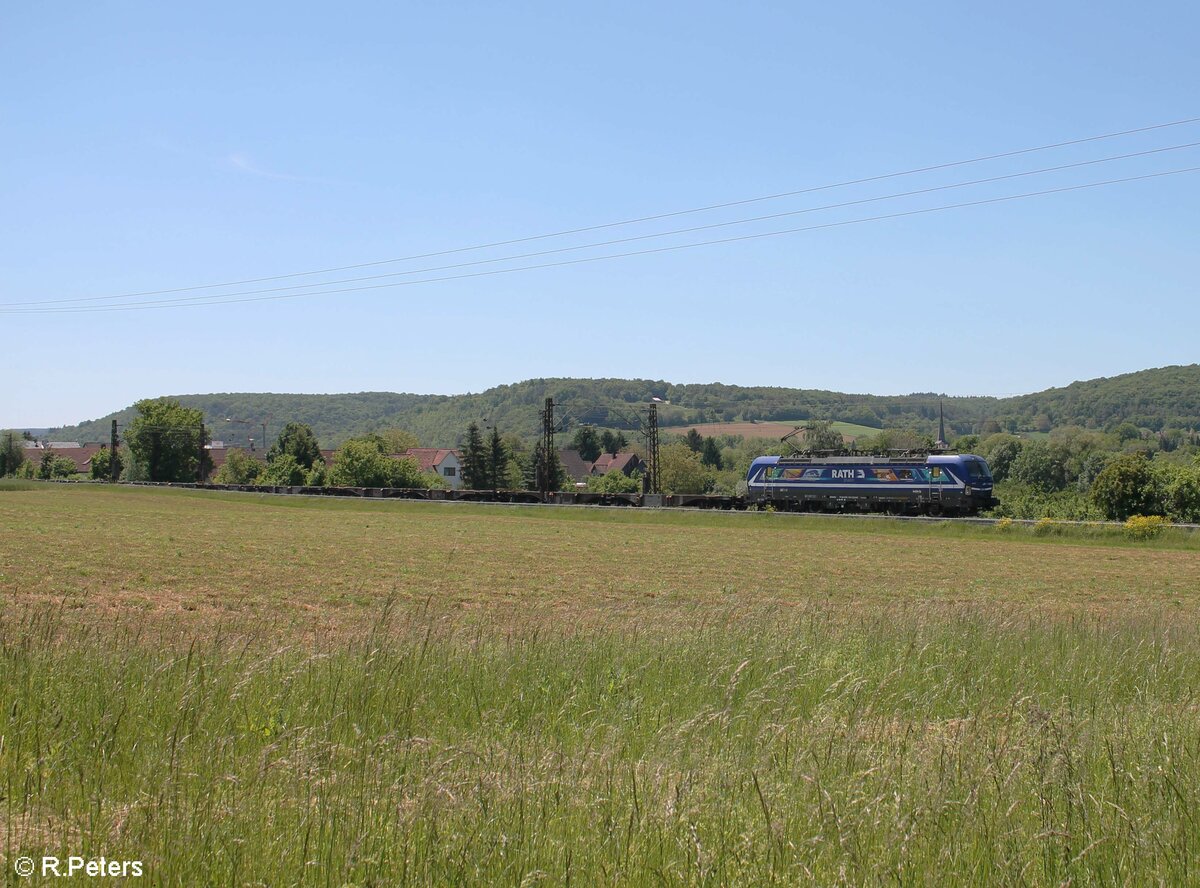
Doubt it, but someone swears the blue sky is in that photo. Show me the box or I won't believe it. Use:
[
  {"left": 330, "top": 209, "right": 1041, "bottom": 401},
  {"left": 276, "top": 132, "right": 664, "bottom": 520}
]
[{"left": 3, "top": 1, "right": 1198, "bottom": 427}]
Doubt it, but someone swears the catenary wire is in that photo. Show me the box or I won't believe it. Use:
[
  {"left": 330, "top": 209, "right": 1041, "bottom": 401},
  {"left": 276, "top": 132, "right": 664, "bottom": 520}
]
[
  {"left": 9, "top": 139, "right": 1199, "bottom": 310},
  {"left": 5, "top": 165, "right": 1197, "bottom": 315},
  {"left": 7, "top": 115, "right": 1199, "bottom": 308}
]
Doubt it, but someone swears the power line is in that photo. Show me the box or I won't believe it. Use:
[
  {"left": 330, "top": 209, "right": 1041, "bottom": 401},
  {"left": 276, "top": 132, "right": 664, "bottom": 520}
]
[
  {"left": 7, "top": 115, "right": 1199, "bottom": 308},
  {"left": 8, "top": 142, "right": 1199, "bottom": 313},
  {"left": 6, "top": 165, "right": 1197, "bottom": 316}
]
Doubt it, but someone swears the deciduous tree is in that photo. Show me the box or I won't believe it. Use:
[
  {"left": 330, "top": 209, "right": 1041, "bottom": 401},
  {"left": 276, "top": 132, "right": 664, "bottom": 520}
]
[
  {"left": 600, "top": 430, "right": 628, "bottom": 455},
  {"left": 0, "top": 431, "right": 26, "bottom": 477},
  {"left": 376, "top": 428, "right": 420, "bottom": 454},
  {"left": 89, "top": 446, "right": 123, "bottom": 480},
  {"left": 267, "top": 422, "right": 322, "bottom": 470},
  {"left": 803, "top": 421, "right": 844, "bottom": 452},
  {"left": 979, "top": 434, "right": 1025, "bottom": 483},
  {"left": 1090, "top": 454, "right": 1161, "bottom": 520},
  {"left": 1165, "top": 466, "right": 1200, "bottom": 523},
  {"left": 329, "top": 436, "right": 431, "bottom": 488},
  {"left": 658, "top": 443, "right": 710, "bottom": 494},
  {"left": 125, "top": 399, "right": 209, "bottom": 482},
  {"left": 1009, "top": 441, "right": 1070, "bottom": 492}
]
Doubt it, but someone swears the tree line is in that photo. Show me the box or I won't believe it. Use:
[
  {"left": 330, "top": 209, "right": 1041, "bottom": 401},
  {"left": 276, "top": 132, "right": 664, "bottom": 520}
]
[
  {"left": 963, "top": 426, "right": 1200, "bottom": 523},
  {"left": 8, "top": 399, "right": 1200, "bottom": 523}
]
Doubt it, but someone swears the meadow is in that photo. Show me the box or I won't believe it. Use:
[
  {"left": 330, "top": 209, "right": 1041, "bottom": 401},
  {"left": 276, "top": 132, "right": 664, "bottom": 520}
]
[{"left": 2, "top": 482, "right": 1199, "bottom": 884}]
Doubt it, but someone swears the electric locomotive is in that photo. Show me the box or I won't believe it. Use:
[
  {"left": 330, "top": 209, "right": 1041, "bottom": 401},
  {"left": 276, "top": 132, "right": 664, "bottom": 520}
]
[{"left": 745, "top": 451, "right": 997, "bottom": 516}]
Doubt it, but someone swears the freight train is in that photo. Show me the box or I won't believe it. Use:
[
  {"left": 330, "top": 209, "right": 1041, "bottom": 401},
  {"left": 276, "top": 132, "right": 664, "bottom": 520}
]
[
  {"left": 745, "top": 451, "right": 997, "bottom": 516},
  {"left": 192, "top": 450, "right": 998, "bottom": 516}
]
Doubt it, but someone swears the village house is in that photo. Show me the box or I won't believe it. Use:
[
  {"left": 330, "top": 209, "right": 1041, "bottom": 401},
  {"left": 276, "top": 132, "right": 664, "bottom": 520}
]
[
  {"left": 557, "top": 449, "right": 646, "bottom": 484},
  {"left": 402, "top": 448, "right": 463, "bottom": 489},
  {"left": 591, "top": 452, "right": 646, "bottom": 477},
  {"left": 23, "top": 442, "right": 109, "bottom": 475}
]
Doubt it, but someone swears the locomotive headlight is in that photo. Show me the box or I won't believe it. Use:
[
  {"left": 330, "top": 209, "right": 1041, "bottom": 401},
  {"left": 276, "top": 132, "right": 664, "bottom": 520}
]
[{"left": 964, "top": 485, "right": 973, "bottom": 496}]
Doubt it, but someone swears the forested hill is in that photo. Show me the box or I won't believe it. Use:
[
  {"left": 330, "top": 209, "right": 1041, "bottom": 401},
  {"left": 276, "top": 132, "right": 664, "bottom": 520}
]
[
  {"left": 42, "top": 365, "right": 1200, "bottom": 449},
  {"left": 1001, "top": 364, "right": 1200, "bottom": 433}
]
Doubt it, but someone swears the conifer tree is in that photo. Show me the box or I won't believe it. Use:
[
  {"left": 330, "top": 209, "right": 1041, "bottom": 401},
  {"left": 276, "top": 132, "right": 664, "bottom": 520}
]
[
  {"left": 571, "top": 426, "right": 601, "bottom": 462},
  {"left": 530, "top": 441, "right": 567, "bottom": 492},
  {"left": 460, "top": 422, "right": 488, "bottom": 489},
  {"left": 487, "top": 427, "right": 510, "bottom": 489}
]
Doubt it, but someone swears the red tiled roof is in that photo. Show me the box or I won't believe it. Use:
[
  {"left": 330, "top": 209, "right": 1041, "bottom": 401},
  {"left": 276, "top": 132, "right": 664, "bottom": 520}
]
[
  {"left": 591, "top": 452, "right": 645, "bottom": 476},
  {"left": 33, "top": 444, "right": 106, "bottom": 473},
  {"left": 402, "top": 448, "right": 459, "bottom": 472}
]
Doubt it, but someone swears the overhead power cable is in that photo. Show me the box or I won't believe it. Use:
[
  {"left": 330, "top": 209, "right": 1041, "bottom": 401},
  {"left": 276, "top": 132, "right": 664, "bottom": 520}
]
[
  {"left": 7, "top": 114, "right": 1199, "bottom": 308},
  {"left": 6, "top": 164, "right": 1197, "bottom": 315},
  {"left": 9, "top": 139, "right": 1200, "bottom": 310}
]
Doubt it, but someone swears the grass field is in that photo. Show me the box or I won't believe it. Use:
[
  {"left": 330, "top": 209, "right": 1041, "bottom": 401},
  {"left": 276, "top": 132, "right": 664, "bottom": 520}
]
[{"left": 2, "top": 482, "right": 1200, "bottom": 884}]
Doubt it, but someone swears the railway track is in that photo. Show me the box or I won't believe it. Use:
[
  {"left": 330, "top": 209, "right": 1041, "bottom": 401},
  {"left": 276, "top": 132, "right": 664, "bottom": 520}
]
[{"left": 91, "top": 480, "right": 1200, "bottom": 532}]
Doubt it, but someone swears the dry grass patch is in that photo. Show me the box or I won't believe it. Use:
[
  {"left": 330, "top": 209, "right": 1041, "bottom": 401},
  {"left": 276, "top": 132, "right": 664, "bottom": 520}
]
[{"left": 3, "top": 484, "right": 1198, "bottom": 642}]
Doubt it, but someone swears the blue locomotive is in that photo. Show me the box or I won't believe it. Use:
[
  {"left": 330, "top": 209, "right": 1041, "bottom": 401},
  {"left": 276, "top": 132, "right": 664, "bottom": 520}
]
[{"left": 745, "top": 452, "right": 997, "bottom": 515}]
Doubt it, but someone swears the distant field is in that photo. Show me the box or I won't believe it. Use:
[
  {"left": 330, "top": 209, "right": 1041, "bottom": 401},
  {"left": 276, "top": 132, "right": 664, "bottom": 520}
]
[
  {"left": 661, "top": 419, "right": 882, "bottom": 442},
  {"left": 2, "top": 482, "right": 1200, "bottom": 884}
]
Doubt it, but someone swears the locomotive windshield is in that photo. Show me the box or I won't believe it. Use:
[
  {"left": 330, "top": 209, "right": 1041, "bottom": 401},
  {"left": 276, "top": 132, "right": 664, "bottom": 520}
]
[{"left": 965, "top": 459, "right": 992, "bottom": 481}]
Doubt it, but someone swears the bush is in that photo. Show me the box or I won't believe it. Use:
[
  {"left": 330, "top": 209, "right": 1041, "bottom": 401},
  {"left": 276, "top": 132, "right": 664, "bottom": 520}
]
[
  {"left": 1031, "top": 517, "right": 1061, "bottom": 537},
  {"left": 213, "top": 450, "right": 263, "bottom": 486},
  {"left": 90, "top": 447, "right": 123, "bottom": 480},
  {"left": 1124, "top": 515, "right": 1170, "bottom": 540},
  {"left": 1090, "top": 454, "right": 1162, "bottom": 520},
  {"left": 987, "top": 482, "right": 1102, "bottom": 521},
  {"left": 306, "top": 462, "right": 328, "bottom": 487},
  {"left": 258, "top": 454, "right": 307, "bottom": 487},
  {"left": 38, "top": 453, "right": 77, "bottom": 480},
  {"left": 1164, "top": 468, "right": 1200, "bottom": 524}
]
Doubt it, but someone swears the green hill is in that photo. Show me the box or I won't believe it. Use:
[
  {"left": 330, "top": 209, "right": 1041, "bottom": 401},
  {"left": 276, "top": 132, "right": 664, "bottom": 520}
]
[
  {"left": 39, "top": 365, "right": 1200, "bottom": 450},
  {"left": 1000, "top": 364, "right": 1200, "bottom": 433}
]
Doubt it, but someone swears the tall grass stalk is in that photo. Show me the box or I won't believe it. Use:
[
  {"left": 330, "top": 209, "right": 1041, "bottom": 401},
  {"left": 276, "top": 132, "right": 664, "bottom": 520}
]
[{"left": 2, "top": 602, "right": 1198, "bottom": 885}]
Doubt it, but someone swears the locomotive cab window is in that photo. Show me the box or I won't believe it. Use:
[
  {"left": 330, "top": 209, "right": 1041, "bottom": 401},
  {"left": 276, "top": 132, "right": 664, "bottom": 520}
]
[
  {"left": 967, "top": 460, "right": 992, "bottom": 481},
  {"left": 930, "top": 466, "right": 952, "bottom": 484}
]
